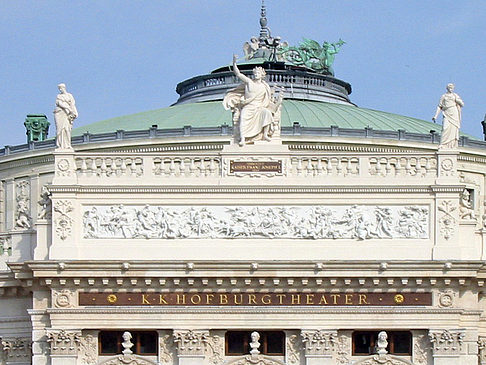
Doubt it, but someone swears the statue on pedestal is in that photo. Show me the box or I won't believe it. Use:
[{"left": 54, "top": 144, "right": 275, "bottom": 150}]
[
  {"left": 432, "top": 83, "right": 464, "bottom": 150},
  {"left": 223, "top": 55, "right": 283, "bottom": 146},
  {"left": 54, "top": 83, "right": 78, "bottom": 150}
]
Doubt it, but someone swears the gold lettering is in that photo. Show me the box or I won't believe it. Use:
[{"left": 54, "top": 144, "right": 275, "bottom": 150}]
[
  {"left": 306, "top": 294, "right": 315, "bottom": 305},
  {"left": 318, "top": 295, "right": 328, "bottom": 305},
  {"left": 276, "top": 294, "right": 286, "bottom": 304},
  {"left": 261, "top": 294, "right": 271, "bottom": 305},
  {"left": 219, "top": 294, "right": 228, "bottom": 305},
  {"left": 205, "top": 294, "right": 214, "bottom": 305},
  {"left": 159, "top": 295, "right": 168, "bottom": 305},
  {"left": 345, "top": 294, "right": 353, "bottom": 305},
  {"left": 233, "top": 294, "right": 243, "bottom": 305},
  {"left": 291, "top": 294, "right": 301, "bottom": 305},
  {"left": 142, "top": 294, "right": 150, "bottom": 305},
  {"left": 331, "top": 294, "right": 341, "bottom": 304},
  {"left": 190, "top": 294, "right": 202, "bottom": 305},
  {"left": 248, "top": 294, "right": 257, "bottom": 305},
  {"left": 359, "top": 294, "right": 370, "bottom": 305},
  {"left": 176, "top": 294, "right": 186, "bottom": 305}
]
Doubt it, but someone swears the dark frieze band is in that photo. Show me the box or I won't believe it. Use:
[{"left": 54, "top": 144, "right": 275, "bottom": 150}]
[{"left": 79, "top": 292, "right": 432, "bottom": 307}]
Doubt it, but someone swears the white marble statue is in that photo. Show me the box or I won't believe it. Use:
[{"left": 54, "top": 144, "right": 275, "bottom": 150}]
[
  {"left": 121, "top": 331, "right": 133, "bottom": 355},
  {"left": 459, "top": 189, "right": 475, "bottom": 220},
  {"left": 223, "top": 55, "right": 283, "bottom": 146},
  {"left": 54, "top": 83, "right": 78, "bottom": 150},
  {"left": 376, "top": 331, "right": 388, "bottom": 355},
  {"left": 432, "top": 83, "right": 464, "bottom": 150},
  {"left": 250, "top": 331, "right": 260, "bottom": 356}
]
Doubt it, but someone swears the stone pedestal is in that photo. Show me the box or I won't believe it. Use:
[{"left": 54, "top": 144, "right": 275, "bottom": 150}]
[
  {"left": 52, "top": 150, "right": 77, "bottom": 186},
  {"left": 34, "top": 220, "right": 50, "bottom": 260}
]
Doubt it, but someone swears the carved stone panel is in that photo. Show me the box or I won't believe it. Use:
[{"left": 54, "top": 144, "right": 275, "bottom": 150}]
[
  {"left": 0, "top": 235, "right": 11, "bottom": 256},
  {"left": 428, "top": 329, "right": 464, "bottom": 356},
  {"left": 286, "top": 333, "right": 302, "bottom": 365},
  {"left": 52, "top": 289, "right": 77, "bottom": 308},
  {"left": 82, "top": 205, "right": 429, "bottom": 240},
  {"left": 412, "top": 333, "right": 430, "bottom": 365},
  {"left": 158, "top": 332, "right": 174, "bottom": 365},
  {"left": 173, "top": 330, "right": 209, "bottom": 356},
  {"left": 478, "top": 336, "right": 486, "bottom": 365},
  {"left": 301, "top": 330, "right": 337, "bottom": 356},
  {"left": 14, "top": 180, "right": 31, "bottom": 230},
  {"left": 79, "top": 333, "right": 98, "bottom": 365},
  {"left": 438, "top": 200, "right": 458, "bottom": 240},
  {"left": 53, "top": 200, "right": 74, "bottom": 240}
]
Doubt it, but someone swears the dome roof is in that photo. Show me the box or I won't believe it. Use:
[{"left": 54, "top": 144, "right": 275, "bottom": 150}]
[{"left": 72, "top": 100, "right": 442, "bottom": 137}]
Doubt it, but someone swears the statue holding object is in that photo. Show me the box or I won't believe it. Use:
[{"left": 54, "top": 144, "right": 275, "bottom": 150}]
[
  {"left": 223, "top": 55, "right": 284, "bottom": 146},
  {"left": 54, "top": 83, "right": 78, "bottom": 150},
  {"left": 432, "top": 83, "right": 464, "bottom": 150}
]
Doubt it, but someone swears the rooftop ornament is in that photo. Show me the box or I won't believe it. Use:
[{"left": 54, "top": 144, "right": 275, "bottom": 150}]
[
  {"left": 432, "top": 83, "right": 464, "bottom": 150},
  {"left": 24, "top": 115, "right": 49, "bottom": 143},
  {"left": 278, "top": 38, "right": 346, "bottom": 76}
]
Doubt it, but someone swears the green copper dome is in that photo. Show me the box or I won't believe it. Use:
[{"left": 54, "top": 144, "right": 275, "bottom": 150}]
[{"left": 72, "top": 100, "right": 441, "bottom": 137}]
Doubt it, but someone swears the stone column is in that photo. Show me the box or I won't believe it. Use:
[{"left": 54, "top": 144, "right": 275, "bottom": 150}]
[
  {"left": 46, "top": 329, "right": 81, "bottom": 365},
  {"left": 173, "top": 330, "right": 209, "bottom": 365},
  {"left": 429, "top": 329, "right": 464, "bottom": 365},
  {"left": 300, "top": 330, "right": 337, "bottom": 365}
]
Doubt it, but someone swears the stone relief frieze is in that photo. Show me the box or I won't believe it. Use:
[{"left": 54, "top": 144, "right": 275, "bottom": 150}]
[
  {"left": 1, "top": 337, "right": 32, "bottom": 362},
  {"left": 14, "top": 180, "right": 31, "bottom": 229},
  {"left": 46, "top": 329, "right": 81, "bottom": 355},
  {"left": 428, "top": 330, "right": 464, "bottom": 356},
  {"left": 354, "top": 354, "right": 413, "bottom": 365},
  {"left": 54, "top": 200, "right": 74, "bottom": 240},
  {"left": 438, "top": 200, "right": 457, "bottom": 240},
  {"left": 83, "top": 205, "right": 429, "bottom": 240},
  {"left": 226, "top": 355, "right": 285, "bottom": 365},
  {"left": 98, "top": 355, "right": 157, "bottom": 365}
]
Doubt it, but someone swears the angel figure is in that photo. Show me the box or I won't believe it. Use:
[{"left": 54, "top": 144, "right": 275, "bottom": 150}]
[{"left": 243, "top": 37, "right": 259, "bottom": 60}]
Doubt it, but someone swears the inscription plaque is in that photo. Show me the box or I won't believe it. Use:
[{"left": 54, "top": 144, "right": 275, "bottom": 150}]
[
  {"left": 230, "top": 160, "right": 282, "bottom": 173},
  {"left": 79, "top": 292, "right": 431, "bottom": 307}
]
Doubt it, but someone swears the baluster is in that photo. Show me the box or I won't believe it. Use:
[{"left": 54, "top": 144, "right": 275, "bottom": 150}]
[
  {"left": 169, "top": 159, "right": 176, "bottom": 176},
  {"left": 415, "top": 158, "right": 422, "bottom": 176},
  {"left": 385, "top": 159, "right": 392, "bottom": 176},
  {"left": 395, "top": 158, "right": 402, "bottom": 176},
  {"left": 209, "top": 158, "right": 217, "bottom": 176},
  {"left": 130, "top": 159, "right": 137, "bottom": 176},
  {"left": 90, "top": 159, "right": 97, "bottom": 176},
  {"left": 346, "top": 159, "right": 352, "bottom": 175},
  {"left": 179, "top": 158, "right": 186, "bottom": 177},
  {"left": 425, "top": 158, "right": 431, "bottom": 175},
  {"left": 375, "top": 158, "right": 382, "bottom": 176},
  {"left": 80, "top": 158, "right": 87, "bottom": 173},
  {"left": 120, "top": 158, "right": 127, "bottom": 175},
  {"left": 316, "top": 158, "right": 323, "bottom": 176},
  {"left": 190, "top": 158, "right": 197, "bottom": 176},
  {"left": 100, "top": 158, "right": 108, "bottom": 176},
  {"left": 296, "top": 158, "right": 303, "bottom": 176},
  {"left": 306, "top": 159, "right": 314, "bottom": 176},
  {"left": 336, "top": 158, "right": 343, "bottom": 176},
  {"left": 405, "top": 158, "right": 412, "bottom": 175},
  {"left": 111, "top": 159, "right": 117, "bottom": 176},
  {"left": 326, "top": 158, "right": 333, "bottom": 175}
]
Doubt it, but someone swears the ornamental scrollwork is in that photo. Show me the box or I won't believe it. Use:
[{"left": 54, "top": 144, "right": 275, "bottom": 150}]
[
  {"left": 286, "top": 334, "right": 301, "bottom": 365},
  {"left": 438, "top": 200, "right": 457, "bottom": 240},
  {"left": 83, "top": 205, "right": 429, "bottom": 240},
  {"left": 54, "top": 200, "right": 74, "bottom": 240},
  {"left": 46, "top": 329, "right": 81, "bottom": 355},
  {"left": 79, "top": 334, "right": 97, "bottom": 365}
]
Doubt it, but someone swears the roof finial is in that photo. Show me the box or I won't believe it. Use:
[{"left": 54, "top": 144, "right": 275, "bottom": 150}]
[{"left": 259, "top": 0, "right": 271, "bottom": 47}]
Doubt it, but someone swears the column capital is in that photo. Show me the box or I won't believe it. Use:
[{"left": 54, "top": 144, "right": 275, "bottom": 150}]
[
  {"left": 46, "top": 329, "right": 81, "bottom": 356},
  {"left": 300, "top": 330, "right": 337, "bottom": 357},
  {"left": 428, "top": 329, "right": 464, "bottom": 357}
]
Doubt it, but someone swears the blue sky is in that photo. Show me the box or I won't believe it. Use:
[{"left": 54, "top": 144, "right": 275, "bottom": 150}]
[{"left": 0, "top": 1, "right": 485, "bottom": 147}]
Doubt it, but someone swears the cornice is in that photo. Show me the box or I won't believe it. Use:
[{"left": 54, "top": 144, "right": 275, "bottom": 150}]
[
  {"left": 46, "top": 307, "right": 473, "bottom": 315},
  {"left": 47, "top": 185, "right": 437, "bottom": 194}
]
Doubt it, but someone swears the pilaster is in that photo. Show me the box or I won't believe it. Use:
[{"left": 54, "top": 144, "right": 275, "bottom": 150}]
[{"left": 45, "top": 329, "right": 81, "bottom": 365}]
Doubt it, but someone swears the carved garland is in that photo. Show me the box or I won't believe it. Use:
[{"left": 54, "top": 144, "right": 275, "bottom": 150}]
[{"left": 54, "top": 200, "right": 74, "bottom": 240}]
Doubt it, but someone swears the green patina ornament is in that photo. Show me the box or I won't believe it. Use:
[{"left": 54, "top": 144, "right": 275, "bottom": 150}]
[
  {"left": 24, "top": 114, "right": 50, "bottom": 143},
  {"left": 279, "top": 38, "right": 345, "bottom": 76}
]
